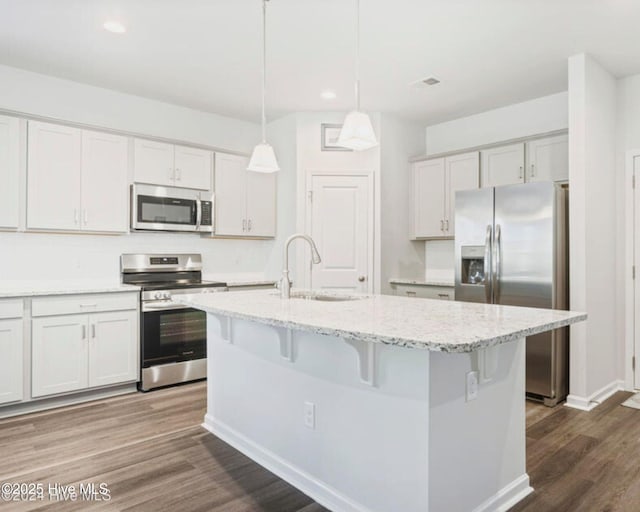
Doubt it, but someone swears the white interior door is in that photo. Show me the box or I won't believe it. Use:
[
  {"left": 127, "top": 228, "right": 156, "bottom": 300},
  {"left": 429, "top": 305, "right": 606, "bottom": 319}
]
[
  {"left": 634, "top": 155, "right": 640, "bottom": 389},
  {"left": 309, "top": 174, "right": 372, "bottom": 293}
]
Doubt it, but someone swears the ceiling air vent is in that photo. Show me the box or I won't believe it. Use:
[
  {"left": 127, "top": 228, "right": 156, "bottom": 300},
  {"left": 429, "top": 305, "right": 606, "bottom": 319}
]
[{"left": 410, "top": 76, "right": 441, "bottom": 88}]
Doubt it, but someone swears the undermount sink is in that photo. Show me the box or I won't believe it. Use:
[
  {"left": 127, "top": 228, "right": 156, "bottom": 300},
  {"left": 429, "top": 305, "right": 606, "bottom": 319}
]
[{"left": 289, "top": 291, "right": 363, "bottom": 302}]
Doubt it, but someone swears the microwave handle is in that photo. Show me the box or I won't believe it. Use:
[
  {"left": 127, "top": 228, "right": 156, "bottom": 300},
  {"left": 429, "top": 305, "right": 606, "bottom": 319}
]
[{"left": 195, "top": 198, "right": 202, "bottom": 230}]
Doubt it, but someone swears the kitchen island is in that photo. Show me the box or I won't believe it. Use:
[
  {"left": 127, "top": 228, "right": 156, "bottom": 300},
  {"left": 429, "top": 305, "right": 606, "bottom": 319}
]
[{"left": 177, "top": 289, "right": 586, "bottom": 512}]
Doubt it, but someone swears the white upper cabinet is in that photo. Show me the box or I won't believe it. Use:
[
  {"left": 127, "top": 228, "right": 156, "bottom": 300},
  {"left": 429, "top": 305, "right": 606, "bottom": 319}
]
[
  {"left": 413, "top": 159, "right": 446, "bottom": 238},
  {"left": 0, "top": 116, "right": 20, "bottom": 229},
  {"left": 27, "top": 121, "right": 128, "bottom": 233},
  {"left": 134, "top": 138, "right": 212, "bottom": 191},
  {"left": 213, "top": 152, "right": 276, "bottom": 238},
  {"left": 413, "top": 152, "right": 479, "bottom": 239},
  {"left": 526, "top": 134, "right": 568, "bottom": 183},
  {"left": 82, "top": 130, "right": 128, "bottom": 232},
  {"left": 481, "top": 143, "right": 525, "bottom": 188},
  {"left": 480, "top": 135, "right": 568, "bottom": 188},
  {"left": 27, "top": 121, "right": 82, "bottom": 230}
]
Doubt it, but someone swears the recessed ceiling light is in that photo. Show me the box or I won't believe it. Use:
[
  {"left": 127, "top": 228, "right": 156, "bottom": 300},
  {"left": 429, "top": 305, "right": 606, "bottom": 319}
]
[
  {"left": 320, "top": 90, "right": 337, "bottom": 100},
  {"left": 103, "top": 21, "right": 126, "bottom": 34}
]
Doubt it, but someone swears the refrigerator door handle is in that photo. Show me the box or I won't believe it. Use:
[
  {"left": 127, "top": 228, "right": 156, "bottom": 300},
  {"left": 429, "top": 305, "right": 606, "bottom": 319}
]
[
  {"left": 493, "top": 224, "right": 501, "bottom": 302},
  {"left": 484, "top": 224, "right": 493, "bottom": 303}
]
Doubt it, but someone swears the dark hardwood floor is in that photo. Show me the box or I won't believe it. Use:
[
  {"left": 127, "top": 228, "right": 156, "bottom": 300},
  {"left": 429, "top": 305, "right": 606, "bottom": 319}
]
[{"left": 1, "top": 383, "right": 639, "bottom": 511}]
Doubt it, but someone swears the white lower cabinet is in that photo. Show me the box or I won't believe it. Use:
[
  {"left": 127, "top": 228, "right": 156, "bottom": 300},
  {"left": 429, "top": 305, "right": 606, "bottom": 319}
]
[
  {"left": 393, "top": 284, "right": 454, "bottom": 300},
  {"left": 0, "top": 312, "right": 24, "bottom": 405},
  {"left": 31, "top": 293, "right": 138, "bottom": 399}
]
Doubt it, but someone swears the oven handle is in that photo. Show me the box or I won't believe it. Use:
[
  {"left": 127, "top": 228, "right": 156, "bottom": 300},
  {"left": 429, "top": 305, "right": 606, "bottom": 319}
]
[{"left": 142, "top": 302, "right": 192, "bottom": 312}]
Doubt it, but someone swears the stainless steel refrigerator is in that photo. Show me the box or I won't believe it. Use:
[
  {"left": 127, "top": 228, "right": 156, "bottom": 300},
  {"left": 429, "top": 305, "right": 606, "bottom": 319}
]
[{"left": 454, "top": 181, "right": 569, "bottom": 406}]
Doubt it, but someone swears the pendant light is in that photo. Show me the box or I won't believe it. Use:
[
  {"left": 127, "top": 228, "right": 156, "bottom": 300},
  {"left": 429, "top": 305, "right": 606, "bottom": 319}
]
[
  {"left": 248, "top": 0, "right": 280, "bottom": 172},
  {"left": 337, "top": 0, "right": 378, "bottom": 151}
]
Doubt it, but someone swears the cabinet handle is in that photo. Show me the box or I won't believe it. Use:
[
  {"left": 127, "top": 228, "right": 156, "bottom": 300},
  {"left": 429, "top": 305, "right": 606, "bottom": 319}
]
[
  {"left": 83, "top": 210, "right": 88, "bottom": 226},
  {"left": 405, "top": 291, "right": 417, "bottom": 297},
  {"left": 248, "top": 219, "right": 252, "bottom": 231},
  {"left": 91, "top": 324, "right": 96, "bottom": 338},
  {"left": 81, "top": 325, "right": 86, "bottom": 340},
  {"left": 175, "top": 168, "right": 181, "bottom": 181},
  {"left": 74, "top": 209, "right": 79, "bottom": 225},
  {"left": 242, "top": 219, "right": 246, "bottom": 231},
  {"left": 440, "top": 219, "right": 444, "bottom": 232},
  {"left": 437, "top": 293, "right": 450, "bottom": 300},
  {"left": 530, "top": 163, "right": 535, "bottom": 178},
  {"left": 519, "top": 166, "right": 524, "bottom": 180},
  {"left": 445, "top": 219, "right": 449, "bottom": 232},
  {"left": 79, "top": 303, "right": 97, "bottom": 308}
]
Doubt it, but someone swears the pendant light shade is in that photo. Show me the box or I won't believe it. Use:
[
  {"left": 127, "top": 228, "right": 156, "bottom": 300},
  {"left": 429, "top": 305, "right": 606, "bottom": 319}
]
[
  {"left": 337, "top": 0, "right": 378, "bottom": 151},
  {"left": 248, "top": 0, "right": 280, "bottom": 173}
]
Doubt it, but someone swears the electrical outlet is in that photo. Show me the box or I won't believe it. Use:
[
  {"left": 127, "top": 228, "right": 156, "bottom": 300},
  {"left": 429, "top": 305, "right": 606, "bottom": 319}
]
[
  {"left": 303, "top": 401, "right": 315, "bottom": 429},
  {"left": 466, "top": 371, "right": 479, "bottom": 401}
]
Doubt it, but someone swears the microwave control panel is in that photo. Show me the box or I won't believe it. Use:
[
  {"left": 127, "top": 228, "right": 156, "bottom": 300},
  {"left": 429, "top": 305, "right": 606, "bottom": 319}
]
[{"left": 201, "top": 201, "right": 213, "bottom": 226}]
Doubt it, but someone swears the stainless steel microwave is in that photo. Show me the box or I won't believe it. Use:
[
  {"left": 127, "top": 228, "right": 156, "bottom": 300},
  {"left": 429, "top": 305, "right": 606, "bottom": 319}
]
[{"left": 131, "top": 184, "right": 213, "bottom": 233}]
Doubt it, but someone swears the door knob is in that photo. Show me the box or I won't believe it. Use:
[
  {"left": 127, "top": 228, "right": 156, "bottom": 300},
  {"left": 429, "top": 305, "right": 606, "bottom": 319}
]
[{"left": 358, "top": 276, "right": 366, "bottom": 282}]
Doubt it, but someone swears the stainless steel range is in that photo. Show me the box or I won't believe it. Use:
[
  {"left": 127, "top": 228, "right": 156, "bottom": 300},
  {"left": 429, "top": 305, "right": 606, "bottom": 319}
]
[{"left": 120, "top": 253, "right": 227, "bottom": 391}]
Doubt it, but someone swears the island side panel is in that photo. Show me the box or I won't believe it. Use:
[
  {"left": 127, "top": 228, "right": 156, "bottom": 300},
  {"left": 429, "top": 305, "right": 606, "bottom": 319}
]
[
  {"left": 428, "top": 339, "right": 531, "bottom": 512},
  {"left": 205, "top": 315, "right": 431, "bottom": 512}
]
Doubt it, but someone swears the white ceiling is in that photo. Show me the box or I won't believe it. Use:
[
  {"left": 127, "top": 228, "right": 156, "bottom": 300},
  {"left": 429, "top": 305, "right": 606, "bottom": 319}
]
[{"left": 1, "top": 0, "right": 639, "bottom": 125}]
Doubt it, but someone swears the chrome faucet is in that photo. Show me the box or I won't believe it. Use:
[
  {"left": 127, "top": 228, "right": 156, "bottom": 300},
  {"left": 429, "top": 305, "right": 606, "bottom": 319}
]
[{"left": 281, "top": 234, "right": 321, "bottom": 299}]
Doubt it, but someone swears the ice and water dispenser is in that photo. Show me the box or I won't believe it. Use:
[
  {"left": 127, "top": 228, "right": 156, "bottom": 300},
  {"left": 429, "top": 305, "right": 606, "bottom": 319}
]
[{"left": 460, "top": 246, "right": 486, "bottom": 285}]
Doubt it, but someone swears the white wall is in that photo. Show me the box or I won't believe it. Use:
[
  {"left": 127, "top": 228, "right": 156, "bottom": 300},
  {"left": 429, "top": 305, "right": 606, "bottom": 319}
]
[
  {"left": 567, "top": 54, "right": 619, "bottom": 409},
  {"left": 0, "top": 64, "right": 296, "bottom": 282},
  {"left": 379, "top": 114, "right": 426, "bottom": 294},
  {"left": 293, "top": 112, "right": 382, "bottom": 291},
  {"left": 425, "top": 92, "right": 568, "bottom": 156}
]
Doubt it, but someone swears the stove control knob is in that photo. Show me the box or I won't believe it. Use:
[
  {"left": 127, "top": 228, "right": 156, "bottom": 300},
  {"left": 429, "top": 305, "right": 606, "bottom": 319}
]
[
  {"left": 163, "top": 292, "right": 171, "bottom": 300},
  {"left": 154, "top": 292, "right": 162, "bottom": 300}
]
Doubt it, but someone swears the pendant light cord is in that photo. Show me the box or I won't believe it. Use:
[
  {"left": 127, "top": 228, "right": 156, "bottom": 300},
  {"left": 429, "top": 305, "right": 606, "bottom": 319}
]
[
  {"left": 261, "top": 0, "right": 267, "bottom": 143},
  {"left": 355, "top": 0, "right": 360, "bottom": 112}
]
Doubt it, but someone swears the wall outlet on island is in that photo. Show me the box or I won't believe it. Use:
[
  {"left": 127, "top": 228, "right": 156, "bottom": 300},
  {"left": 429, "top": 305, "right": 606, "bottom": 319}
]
[
  {"left": 304, "top": 401, "right": 316, "bottom": 429},
  {"left": 466, "top": 371, "right": 479, "bottom": 401}
]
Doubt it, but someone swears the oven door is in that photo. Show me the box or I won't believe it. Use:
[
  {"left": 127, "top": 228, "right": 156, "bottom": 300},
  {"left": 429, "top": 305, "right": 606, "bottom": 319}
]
[{"left": 141, "top": 303, "right": 206, "bottom": 367}]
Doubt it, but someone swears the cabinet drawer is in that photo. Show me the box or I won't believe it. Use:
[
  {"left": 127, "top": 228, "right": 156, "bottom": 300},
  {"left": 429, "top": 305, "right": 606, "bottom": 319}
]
[
  {"left": 395, "top": 284, "right": 454, "bottom": 300},
  {"left": 32, "top": 292, "right": 138, "bottom": 317},
  {"left": 0, "top": 300, "right": 23, "bottom": 320}
]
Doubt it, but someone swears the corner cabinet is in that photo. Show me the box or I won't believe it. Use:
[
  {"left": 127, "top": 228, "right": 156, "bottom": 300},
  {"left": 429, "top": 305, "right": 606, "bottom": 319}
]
[
  {"left": 31, "top": 293, "right": 138, "bottom": 398},
  {"left": 480, "top": 135, "right": 568, "bottom": 188},
  {"left": 0, "top": 300, "right": 24, "bottom": 406},
  {"left": 134, "top": 138, "right": 212, "bottom": 191},
  {"left": 213, "top": 152, "right": 277, "bottom": 238},
  {"left": 27, "top": 121, "right": 129, "bottom": 233},
  {"left": 0, "top": 115, "right": 20, "bottom": 230},
  {"left": 412, "top": 152, "right": 479, "bottom": 239}
]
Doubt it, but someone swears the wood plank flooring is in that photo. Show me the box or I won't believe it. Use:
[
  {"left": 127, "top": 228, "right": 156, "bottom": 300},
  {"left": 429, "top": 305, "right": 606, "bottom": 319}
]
[{"left": 1, "top": 383, "right": 640, "bottom": 511}]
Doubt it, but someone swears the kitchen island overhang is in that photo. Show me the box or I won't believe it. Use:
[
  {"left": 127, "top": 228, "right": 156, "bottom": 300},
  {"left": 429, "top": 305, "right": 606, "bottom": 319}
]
[{"left": 176, "top": 290, "right": 586, "bottom": 512}]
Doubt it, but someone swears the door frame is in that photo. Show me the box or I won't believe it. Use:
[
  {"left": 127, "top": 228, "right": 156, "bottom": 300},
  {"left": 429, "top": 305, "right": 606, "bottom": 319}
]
[
  {"left": 297, "top": 170, "right": 376, "bottom": 293},
  {"left": 625, "top": 149, "right": 640, "bottom": 390}
]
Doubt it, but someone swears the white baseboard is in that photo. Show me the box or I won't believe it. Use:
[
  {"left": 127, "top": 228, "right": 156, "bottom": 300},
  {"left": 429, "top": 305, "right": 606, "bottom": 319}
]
[
  {"left": 565, "top": 379, "right": 624, "bottom": 411},
  {"left": 472, "top": 474, "right": 533, "bottom": 512},
  {"left": 203, "top": 414, "right": 372, "bottom": 512}
]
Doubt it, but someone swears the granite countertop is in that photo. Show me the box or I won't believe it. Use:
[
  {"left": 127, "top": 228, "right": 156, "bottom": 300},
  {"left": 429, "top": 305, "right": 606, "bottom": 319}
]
[
  {"left": 175, "top": 289, "right": 586, "bottom": 353},
  {"left": 0, "top": 280, "right": 140, "bottom": 298},
  {"left": 389, "top": 277, "right": 455, "bottom": 287}
]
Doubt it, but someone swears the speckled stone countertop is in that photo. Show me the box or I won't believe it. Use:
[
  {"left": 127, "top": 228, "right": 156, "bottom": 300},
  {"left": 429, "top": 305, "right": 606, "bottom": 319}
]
[
  {"left": 389, "top": 278, "right": 455, "bottom": 287},
  {"left": 176, "top": 289, "right": 587, "bottom": 353},
  {"left": 0, "top": 280, "right": 140, "bottom": 298}
]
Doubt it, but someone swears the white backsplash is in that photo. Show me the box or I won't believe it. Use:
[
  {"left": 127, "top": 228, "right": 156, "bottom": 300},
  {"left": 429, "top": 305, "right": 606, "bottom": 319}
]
[{"left": 424, "top": 240, "right": 455, "bottom": 282}]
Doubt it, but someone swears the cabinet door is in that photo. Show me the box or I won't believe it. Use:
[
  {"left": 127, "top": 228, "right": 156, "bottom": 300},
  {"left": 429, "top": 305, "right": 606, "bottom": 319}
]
[
  {"left": 81, "top": 130, "right": 129, "bottom": 232},
  {"left": 174, "top": 145, "right": 212, "bottom": 190},
  {"left": 246, "top": 171, "right": 277, "bottom": 237},
  {"left": 526, "top": 135, "right": 568, "bottom": 183},
  {"left": 133, "top": 138, "right": 175, "bottom": 187},
  {"left": 0, "top": 116, "right": 20, "bottom": 229},
  {"left": 413, "top": 159, "right": 446, "bottom": 238},
  {"left": 32, "top": 315, "right": 89, "bottom": 397},
  {"left": 444, "top": 152, "right": 479, "bottom": 236},
  {"left": 89, "top": 310, "right": 138, "bottom": 388},
  {"left": 0, "top": 318, "right": 23, "bottom": 405},
  {"left": 480, "top": 143, "right": 525, "bottom": 187},
  {"left": 214, "top": 153, "right": 248, "bottom": 236},
  {"left": 27, "top": 121, "right": 82, "bottom": 230}
]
